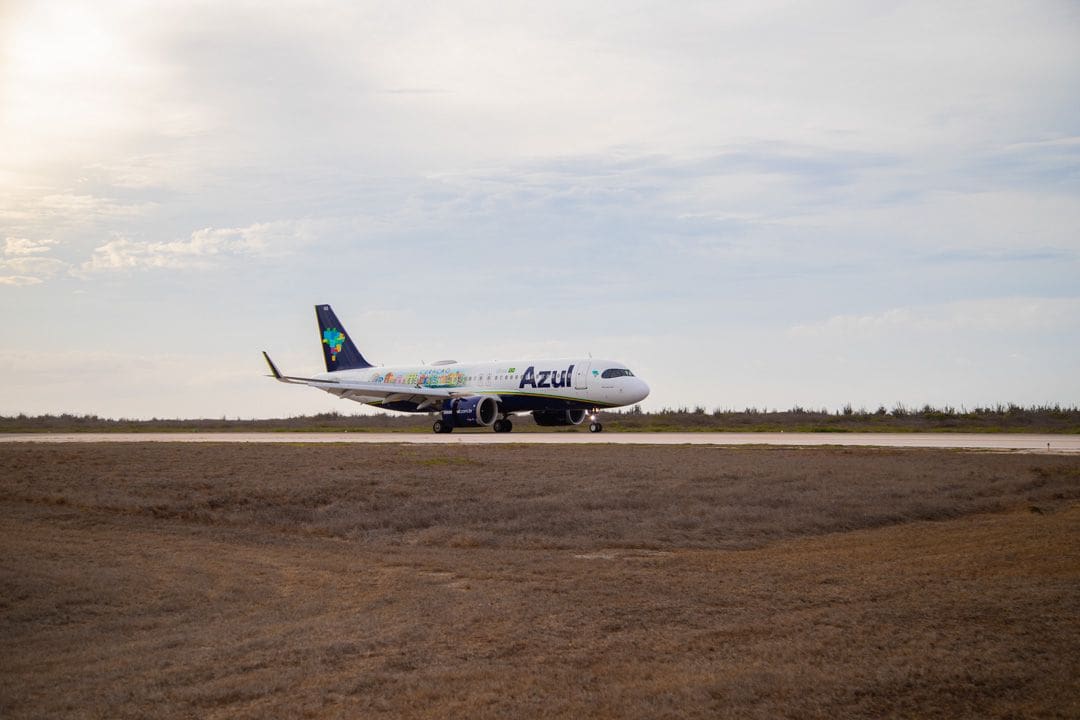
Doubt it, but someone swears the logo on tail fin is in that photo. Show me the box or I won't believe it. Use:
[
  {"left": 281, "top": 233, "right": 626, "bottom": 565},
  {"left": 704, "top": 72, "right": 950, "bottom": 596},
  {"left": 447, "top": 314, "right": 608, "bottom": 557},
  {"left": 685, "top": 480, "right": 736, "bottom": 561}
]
[{"left": 322, "top": 328, "right": 346, "bottom": 361}]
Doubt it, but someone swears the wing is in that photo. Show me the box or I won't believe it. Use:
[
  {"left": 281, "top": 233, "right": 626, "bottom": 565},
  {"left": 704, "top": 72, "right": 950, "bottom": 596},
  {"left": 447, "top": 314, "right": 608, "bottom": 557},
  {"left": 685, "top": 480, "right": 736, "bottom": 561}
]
[{"left": 263, "top": 351, "right": 466, "bottom": 408}]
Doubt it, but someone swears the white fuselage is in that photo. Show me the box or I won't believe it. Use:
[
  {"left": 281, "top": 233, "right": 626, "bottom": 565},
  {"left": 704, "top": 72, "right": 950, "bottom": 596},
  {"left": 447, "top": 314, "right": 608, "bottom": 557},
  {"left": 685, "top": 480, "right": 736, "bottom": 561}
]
[{"left": 314, "top": 357, "right": 649, "bottom": 413}]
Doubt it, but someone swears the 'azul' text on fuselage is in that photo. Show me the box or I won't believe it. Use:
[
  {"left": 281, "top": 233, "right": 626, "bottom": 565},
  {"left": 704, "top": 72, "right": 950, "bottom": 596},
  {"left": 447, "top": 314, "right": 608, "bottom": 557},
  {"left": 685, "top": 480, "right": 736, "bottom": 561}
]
[{"left": 519, "top": 365, "right": 575, "bottom": 389}]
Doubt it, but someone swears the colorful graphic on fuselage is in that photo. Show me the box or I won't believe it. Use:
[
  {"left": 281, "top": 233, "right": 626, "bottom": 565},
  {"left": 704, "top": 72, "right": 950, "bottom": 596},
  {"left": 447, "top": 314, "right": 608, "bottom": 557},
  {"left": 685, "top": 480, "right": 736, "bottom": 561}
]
[
  {"left": 370, "top": 367, "right": 467, "bottom": 388},
  {"left": 368, "top": 364, "right": 579, "bottom": 391},
  {"left": 322, "top": 328, "right": 345, "bottom": 360},
  {"left": 367, "top": 364, "right": 587, "bottom": 391}
]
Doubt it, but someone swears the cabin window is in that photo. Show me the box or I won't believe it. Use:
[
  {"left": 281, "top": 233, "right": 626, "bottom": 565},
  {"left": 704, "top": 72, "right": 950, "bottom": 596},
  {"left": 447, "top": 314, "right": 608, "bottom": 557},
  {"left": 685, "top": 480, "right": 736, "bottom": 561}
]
[{"left": 600, "top": 368, "right": 635, "bottom": 379}]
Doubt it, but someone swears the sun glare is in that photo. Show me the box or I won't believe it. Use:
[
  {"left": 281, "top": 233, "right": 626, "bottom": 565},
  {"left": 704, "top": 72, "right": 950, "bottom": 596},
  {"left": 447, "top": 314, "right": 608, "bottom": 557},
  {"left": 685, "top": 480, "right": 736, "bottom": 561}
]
[{"left": 1, "top": 3, "right": 147, "bottom": 170}]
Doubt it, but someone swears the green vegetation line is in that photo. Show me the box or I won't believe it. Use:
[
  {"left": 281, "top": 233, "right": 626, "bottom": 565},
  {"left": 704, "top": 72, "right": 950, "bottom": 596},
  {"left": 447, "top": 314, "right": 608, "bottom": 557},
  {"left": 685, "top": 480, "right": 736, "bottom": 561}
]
[{"left": 2, "top": 404, "right": 1078, "bottom": 434}]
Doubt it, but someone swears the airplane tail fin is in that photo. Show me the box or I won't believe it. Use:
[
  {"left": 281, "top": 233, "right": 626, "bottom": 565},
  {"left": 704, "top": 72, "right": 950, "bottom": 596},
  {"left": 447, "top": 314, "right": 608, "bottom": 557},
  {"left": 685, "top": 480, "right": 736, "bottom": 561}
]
[{"left": 315, "top": 304, "right": 373, "bottom": 372}]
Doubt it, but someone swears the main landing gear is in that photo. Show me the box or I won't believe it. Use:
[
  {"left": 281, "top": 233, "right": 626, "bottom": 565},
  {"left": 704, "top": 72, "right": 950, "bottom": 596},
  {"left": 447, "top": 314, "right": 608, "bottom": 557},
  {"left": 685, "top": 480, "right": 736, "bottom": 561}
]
[{"left": 432, "top": 418, "right": 514, "bottom": 433}]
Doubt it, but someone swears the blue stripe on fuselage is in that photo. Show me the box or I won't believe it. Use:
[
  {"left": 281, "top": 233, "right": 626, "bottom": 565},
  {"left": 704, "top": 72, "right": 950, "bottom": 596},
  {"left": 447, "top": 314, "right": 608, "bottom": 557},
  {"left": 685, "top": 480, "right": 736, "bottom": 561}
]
[{"left": 375, "top": 393, "right": 605, "bottom": 414}]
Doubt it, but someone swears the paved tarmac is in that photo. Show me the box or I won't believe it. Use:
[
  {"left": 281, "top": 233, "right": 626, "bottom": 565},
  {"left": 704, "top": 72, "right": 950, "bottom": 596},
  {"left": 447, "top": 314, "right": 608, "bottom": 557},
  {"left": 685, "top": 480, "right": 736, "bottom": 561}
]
[{"left": 1, "top": 432, "right": 1077, "bottom": 452}]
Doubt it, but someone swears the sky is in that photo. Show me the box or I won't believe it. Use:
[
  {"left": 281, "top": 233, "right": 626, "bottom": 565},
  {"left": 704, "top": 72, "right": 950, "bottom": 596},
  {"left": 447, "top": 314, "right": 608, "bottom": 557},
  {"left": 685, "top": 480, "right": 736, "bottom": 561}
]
[{"left": 1, "top": 0, "right": 1078, "bottom": 418}]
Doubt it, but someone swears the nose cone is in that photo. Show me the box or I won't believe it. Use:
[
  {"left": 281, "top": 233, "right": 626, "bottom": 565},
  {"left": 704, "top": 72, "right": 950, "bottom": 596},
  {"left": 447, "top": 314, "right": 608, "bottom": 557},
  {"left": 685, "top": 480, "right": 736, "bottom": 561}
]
[{"left": 630, "top": 377, "right": 650, "bottom": 404}]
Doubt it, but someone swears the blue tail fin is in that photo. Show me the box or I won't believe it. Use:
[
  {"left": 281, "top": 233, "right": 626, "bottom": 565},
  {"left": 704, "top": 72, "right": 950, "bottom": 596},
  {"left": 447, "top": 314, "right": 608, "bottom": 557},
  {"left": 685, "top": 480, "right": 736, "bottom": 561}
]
[{"left": 315, "top": 304, "right": 373, "bottom": 372}]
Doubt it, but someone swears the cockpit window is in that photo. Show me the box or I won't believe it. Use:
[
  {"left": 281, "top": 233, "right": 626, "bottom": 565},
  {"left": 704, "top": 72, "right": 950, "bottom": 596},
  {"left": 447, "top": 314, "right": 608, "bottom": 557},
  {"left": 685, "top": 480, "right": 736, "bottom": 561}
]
[{"left": 600, "top": 368, "right": 634, "bottom": 379}]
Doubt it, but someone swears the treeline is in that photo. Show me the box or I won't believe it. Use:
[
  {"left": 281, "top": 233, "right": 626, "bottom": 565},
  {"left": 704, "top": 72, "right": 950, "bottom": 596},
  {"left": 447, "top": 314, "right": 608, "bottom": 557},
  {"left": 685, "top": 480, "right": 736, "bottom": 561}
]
[
  {"left": 601, "top": 403, "right": 1080, "bottom": 433},
  {"left": 0, "top": 412, "right": 431, "bottom": 433},
  {"left": 1, "top": 404, "right": 1078, "bottom": 433}
]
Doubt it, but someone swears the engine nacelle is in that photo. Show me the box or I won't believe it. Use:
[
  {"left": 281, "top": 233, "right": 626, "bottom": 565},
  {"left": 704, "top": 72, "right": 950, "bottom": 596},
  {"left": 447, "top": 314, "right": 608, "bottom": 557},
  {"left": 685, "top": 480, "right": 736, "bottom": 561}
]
[
  {"left": 441, "top": 396, "right": 499, "bottom": 428},
  {"left": 532, "top": 409, "right": 587, "bottom": 427}
]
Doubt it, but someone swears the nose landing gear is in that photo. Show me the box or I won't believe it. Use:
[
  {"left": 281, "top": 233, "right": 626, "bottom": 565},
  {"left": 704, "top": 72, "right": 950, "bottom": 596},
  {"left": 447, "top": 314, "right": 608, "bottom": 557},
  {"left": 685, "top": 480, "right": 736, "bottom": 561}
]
[{"left": 588, "top": 411, "right": 603, "bottom": 433}]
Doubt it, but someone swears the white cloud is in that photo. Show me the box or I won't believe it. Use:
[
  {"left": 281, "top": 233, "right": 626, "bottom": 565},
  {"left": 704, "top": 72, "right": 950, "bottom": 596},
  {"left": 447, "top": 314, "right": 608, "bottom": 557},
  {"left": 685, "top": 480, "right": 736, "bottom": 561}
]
[
  {"left": 0, "top": 256, "right": 66, "bottom": 276},
  {"left": 34, "top": 193, "right": 151, "bottom": 217},
  {"left": 0, "top": 237, "right": 66, "bottom": 285},
  {"left": 0, "top": 191, "right": 153, "bottom": 234},
  {"left": 84, "top": 154, "right": 194, "bottom": 190},
  {"left": 4, "top": 236, "right": 57, "bottom": 255},
  {"left": 789, "top": 298, "right": 1080, "bottom": 339},
  {"left": 79, "top": 220, "right": 314, "bottom": 272},
  {"left": 0, "top": 275, "right": 42, "bottom": 286}
]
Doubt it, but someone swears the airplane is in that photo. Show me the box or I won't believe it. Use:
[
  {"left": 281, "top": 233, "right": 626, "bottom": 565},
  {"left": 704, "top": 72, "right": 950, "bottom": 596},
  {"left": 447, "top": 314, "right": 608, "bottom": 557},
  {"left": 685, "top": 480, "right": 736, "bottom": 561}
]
[{"left": 263, "top": 304, "right": 650, "bottom": 433}]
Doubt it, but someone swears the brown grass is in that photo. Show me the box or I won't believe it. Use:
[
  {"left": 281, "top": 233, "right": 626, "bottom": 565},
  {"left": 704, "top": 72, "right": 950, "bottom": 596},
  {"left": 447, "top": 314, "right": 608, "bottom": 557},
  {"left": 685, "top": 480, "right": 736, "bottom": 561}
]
[{"left": 1, "top": 443, "right": 1078, "bottom": 718}]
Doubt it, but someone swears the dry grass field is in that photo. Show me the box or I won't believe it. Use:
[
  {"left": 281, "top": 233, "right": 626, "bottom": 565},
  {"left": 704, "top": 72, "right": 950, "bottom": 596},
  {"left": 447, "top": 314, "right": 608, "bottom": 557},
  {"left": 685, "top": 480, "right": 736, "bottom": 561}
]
[{"left": 1, "top": 443, "right": 1078, "bottom": 719}]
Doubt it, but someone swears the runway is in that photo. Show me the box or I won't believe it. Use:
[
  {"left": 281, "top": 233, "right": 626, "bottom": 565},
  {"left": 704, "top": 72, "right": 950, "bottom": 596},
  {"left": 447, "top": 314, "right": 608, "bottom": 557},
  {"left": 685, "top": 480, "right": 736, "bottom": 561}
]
[{"left": 1, "top": 432, "right": 1077, "bottom": 451}]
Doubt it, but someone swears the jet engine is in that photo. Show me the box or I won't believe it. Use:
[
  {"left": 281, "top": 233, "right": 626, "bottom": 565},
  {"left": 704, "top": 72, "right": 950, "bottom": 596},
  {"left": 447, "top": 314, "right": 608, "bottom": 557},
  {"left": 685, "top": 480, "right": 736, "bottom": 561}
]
[
  {"left": 441, "top": 396, "right": 499, "bottom": 428},
  {"left": 531, "top": 409, "right": 587, "bottom": 426}
]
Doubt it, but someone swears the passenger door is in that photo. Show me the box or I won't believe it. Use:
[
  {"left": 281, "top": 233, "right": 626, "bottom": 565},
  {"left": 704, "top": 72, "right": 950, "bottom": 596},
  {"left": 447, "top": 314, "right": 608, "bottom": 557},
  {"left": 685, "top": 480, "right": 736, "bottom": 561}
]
[{"left": 574, "top": 361, "right": 590, "bottom": 390}]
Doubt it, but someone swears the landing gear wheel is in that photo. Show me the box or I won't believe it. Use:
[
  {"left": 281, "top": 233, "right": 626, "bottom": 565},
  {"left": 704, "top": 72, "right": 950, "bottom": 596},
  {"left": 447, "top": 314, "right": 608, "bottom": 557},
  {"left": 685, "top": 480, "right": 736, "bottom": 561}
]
[
  {"left": 493, "top": 419, "right": 514, "bottom": 433},
  {"left": 433, "top": 420, "right": 452, "bottom": 434},
  {"left": 589, "top": 422, "right": 603, "bottom": 433}
]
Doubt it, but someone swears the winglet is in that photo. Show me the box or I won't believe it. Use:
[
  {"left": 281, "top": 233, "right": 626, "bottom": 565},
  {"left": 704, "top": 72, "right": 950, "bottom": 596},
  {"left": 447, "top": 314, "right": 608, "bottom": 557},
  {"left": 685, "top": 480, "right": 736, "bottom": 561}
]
[{"left": 262, "top": 351, "right": 283, "bottom": 380}]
